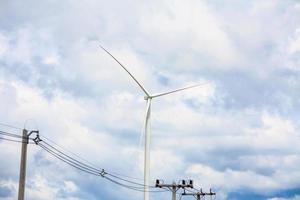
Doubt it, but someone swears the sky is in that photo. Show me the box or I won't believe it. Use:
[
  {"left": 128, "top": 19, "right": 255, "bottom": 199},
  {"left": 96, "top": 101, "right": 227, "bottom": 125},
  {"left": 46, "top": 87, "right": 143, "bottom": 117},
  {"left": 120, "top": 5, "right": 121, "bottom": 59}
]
[{"left": 0, "top": 0, "right": 300, "bottom": 199}]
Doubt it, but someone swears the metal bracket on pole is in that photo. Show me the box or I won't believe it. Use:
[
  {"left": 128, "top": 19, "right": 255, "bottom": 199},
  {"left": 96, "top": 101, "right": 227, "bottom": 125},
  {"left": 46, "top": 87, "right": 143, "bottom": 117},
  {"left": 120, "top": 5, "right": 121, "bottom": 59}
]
[
  {"left": 33, "top": 133, "right": 42, "bottom": 145},
  {"left": 27, "top": 130, "right": 39, "bottom": 144}
]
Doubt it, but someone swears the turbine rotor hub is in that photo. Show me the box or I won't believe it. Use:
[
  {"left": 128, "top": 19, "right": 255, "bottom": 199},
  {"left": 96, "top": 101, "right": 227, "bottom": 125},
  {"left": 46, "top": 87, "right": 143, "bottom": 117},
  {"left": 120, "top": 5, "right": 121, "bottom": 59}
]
[{"left": 144, "top": 96, "right": 152, "bottom": 100}]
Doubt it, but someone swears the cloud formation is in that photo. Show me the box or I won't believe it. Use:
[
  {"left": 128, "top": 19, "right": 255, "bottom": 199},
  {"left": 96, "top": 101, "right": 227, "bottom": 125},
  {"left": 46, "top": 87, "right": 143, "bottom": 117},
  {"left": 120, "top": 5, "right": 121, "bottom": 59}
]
[{"left": 0, "top": 0, "right": 300, "bottom": 199}]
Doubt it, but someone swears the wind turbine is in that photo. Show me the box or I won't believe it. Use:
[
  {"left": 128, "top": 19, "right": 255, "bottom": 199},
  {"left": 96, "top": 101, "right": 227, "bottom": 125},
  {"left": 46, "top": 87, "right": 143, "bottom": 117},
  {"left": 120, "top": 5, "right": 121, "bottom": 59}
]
[{"left": 99, "top": 45, "right": 205, "bottom": 200}]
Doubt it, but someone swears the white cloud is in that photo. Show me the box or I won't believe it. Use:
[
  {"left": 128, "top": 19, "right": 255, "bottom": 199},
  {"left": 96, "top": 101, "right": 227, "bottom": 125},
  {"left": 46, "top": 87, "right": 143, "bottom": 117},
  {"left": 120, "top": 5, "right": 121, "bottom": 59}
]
[
  {"left": 1, "top": 0, "right": 300, "bottom": 200},
  {"left": 139, "top": 0, "right": 239, "bottom": 68},
  {"left": 288, "top": 28, "right": 300, "bottom": 54},
  {"left": 0, "top": 32, "right": 9, "bottom": 57},
  {"left": 187, "top": 164, "right": 279, "bottom": 196},
  {"left": 268, "top": 195, "right": 300, "bottom": 200},
  {"left": 63, "top": 181, "right": 78, "bottom": 193}
]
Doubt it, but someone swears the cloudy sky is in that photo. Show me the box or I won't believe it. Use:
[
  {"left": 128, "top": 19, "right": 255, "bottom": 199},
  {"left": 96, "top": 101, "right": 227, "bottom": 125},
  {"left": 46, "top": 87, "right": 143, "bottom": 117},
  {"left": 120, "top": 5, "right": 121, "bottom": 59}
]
[{"left": 0, "top": 0, "right": 300, "bottom": 199}]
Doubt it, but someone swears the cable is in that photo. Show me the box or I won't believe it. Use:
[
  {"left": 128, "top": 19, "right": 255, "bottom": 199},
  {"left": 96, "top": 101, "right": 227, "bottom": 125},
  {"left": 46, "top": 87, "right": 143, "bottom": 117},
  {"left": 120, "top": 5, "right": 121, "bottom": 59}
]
[
  {"left": 185, "top": 188, "right": 198, "bottom": 193},
  {"left": 41, "top": 141, "right": 103, "bottom": 173},
  {"left": 39, "top": 135, "right": 96, "bottom": 165},
  {"left": 36, "top": 140, "right": 168, "bottom": 193},
  {"left": 39, "top": 142, "right": 162, "bottom": 189},
  {"left": 0, "top": 122, "right": 22, "bottom": 130},
  {"left": 39, "top": 143, "right": 101, "bottom": 175},
  {"left": 0, "top": 127, "right": 167, "bottom": 193},
  {"left": 39, "top": 144, "right": 100, "bottom": 175},
  {"left": 179, "top": 193, "right": 183, "bottom": 200},
  {"left": 38, "top": 142, "right": 142, "bottom": 186},
  {"left": 40, "top": 134, "right": 144, "bottom": 181},
  {"left": 0, "top": 136, "right": 29, "bottom": 144},
  {"left": 39, "top": 144, "right": 100, "bottom": 176},
  {"left": 0, "top": 130, "right": 24, "bottom": 139},
  {"left": 39, "top": 143, "right": 166, "bottom": 193},
  {"left": 105, "top": 173, "right": 168, "bottom": 191},
  {"left": 40, "top": 135, "right": 108, "bottom": 171},
  {"left": 0, "top": 131, "right": 34, "bottom": 144},
  {"left": 103, "top": 176, "right": 166, "bottom": 193}
]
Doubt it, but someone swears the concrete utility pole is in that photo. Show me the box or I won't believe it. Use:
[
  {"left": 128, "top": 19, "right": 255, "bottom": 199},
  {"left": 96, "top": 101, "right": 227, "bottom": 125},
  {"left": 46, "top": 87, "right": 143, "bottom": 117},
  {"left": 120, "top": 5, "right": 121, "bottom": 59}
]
[
  {"left": 18, "top": 129, "right": 39, "bottom": 200},
  {"left": 182, "top": 188, "right": 216, "bottom": 200},
  {"left": 18, "top": 129, "right": 28, "bottom": 200},
  {"left": 155, "top": 179, "right": 194, "bottom": 200}
]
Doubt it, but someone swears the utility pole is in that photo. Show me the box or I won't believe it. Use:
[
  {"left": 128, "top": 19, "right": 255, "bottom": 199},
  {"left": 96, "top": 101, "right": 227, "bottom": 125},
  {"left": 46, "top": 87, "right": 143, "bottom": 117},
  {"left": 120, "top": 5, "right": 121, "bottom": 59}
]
[
  {"left": 155, "top": 179, "right": 194, "bottom": 200},
  {"left": 182, "top": 188, "right": 216, "bottom": 200},
  {"left": 18, "top": 129, "right": 39, "bottom": 200}
]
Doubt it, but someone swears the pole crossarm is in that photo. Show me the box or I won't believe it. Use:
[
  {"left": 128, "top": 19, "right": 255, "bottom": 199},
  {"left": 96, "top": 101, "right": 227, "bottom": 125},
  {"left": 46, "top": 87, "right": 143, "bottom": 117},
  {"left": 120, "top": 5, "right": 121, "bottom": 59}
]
[
  {"left": 182, "top": 188, "right": 216, "bottom": 200},
  {"left": 155, "top": 179, "right": 194, "bottom": 200}
]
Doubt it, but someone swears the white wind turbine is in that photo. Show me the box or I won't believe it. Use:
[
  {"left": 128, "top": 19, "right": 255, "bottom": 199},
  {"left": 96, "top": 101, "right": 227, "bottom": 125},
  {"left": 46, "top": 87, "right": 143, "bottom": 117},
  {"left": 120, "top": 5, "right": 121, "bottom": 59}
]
[{"left": 99, "top": 45, "right": 206, "bottom": 200}]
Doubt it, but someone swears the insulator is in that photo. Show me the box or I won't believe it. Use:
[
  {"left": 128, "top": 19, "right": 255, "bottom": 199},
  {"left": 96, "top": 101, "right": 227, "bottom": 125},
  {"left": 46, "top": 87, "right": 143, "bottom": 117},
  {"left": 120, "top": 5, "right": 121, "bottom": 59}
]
[
  {"left": 189, "top": 180, "right": 193, "bottom": 188},
  {"left": 155, "top": 179, "right": 160, "bottom": 187},
  {"left": 182, "top": 180, "right": 186, "bottom": 185}
]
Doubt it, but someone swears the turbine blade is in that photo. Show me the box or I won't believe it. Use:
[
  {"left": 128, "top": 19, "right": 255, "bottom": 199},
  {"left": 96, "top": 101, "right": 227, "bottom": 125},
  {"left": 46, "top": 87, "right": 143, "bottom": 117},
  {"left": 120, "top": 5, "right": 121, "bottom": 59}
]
[
  {"left": 99, "top": 44, "right": 150, "bottom": 97},
  {"left": 151, "top": 82, "right": 208, "bottom": 98}
]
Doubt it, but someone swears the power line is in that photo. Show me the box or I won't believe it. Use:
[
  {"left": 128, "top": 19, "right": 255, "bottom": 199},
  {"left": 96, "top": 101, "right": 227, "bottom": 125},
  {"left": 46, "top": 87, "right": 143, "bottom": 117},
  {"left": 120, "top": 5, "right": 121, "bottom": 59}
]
[
  {"left": 0, "top": 130, "right": 24, "bottom": 139},
  {"left": 41, "top": 140, "right": 103, "bottom": 174},
  {"left": 0, "top": 128, "right": 159, "bottom": 191},
  {"left": 0, "top": 136, "right": 28, "bottom": 144},
  {"left": 0, "top": 128, "right": 173, "bottom": 194},
  {"left": 0, "top": 131, "right": 34, "bottom": 144},
  {"left": 39, "top": 143, "right": 101, "bottom": 176},
  {"left": 40, "top": 134, "right": 144, "bottom": 181},
  {"left": 38, "top": 142, "right": 166, "bottom": 192},
  {"left": 33, "top": 136, "right": 167, "bottom": 193},
  {"left": 0, "top": 122, "right": 22, "bottom": 130},
  {"left": 0, "top": 128, "right": 162, "bottom": 192},
  {"left": 0, "top": 122, "right": 144, "bottom": 181}
]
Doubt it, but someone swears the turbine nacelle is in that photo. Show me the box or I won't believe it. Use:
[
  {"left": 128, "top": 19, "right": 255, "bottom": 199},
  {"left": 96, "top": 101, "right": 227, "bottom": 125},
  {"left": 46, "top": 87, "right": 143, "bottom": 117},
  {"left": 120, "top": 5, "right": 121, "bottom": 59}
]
[{"left": 144, "top": 96, "right": 152, "bottom": 100}]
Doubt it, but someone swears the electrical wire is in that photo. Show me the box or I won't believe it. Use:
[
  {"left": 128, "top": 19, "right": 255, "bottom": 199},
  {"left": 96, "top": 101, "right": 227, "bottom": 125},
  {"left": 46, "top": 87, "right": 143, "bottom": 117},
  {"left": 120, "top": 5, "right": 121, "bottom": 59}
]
[
  {"left": 40, "top": 134, "right": 144, "bottom": 181},
  {"left": 41, "top": 141, "right": 103, "bottom": 174},
  {"left": 39, "top": 143, "right": 151, "bottom": 189},
  {"left": 0, "top": 130, "right": 24, "bottom": 139},
  {"left": 0, "top": 128, "right": 167, "bottom": 193},
  {"left": 39, "top": 134, "right": 96, "bottom": 166},
  {"left": 39, "top": 143, "right": 166, "bottom": 192},
  {"left": 39, "top": 143, "right": 102, "bottom": 175},
  {"left": 102, "top": 176, "right": 166, "bottom": 193},
  {"left": 0, "top": 136, "right": 28, "bottom": 144},
  {"left": 39, "top": 144, "right": 100, "bottom": 176},
  {"left": 0, "top": 126, "right": 216, "bottom": 197},
  {"left": 179, "top": 193, "right": 183, "bottom": 200},
  {"left": 185, "top": 188, "right": 198, "bottom": 193},
  {"left": 37, "top": 140, "right": 167, "bottom": 193},
  {"left": 40, "top": 138, "right": 149, "bottom": 186},
  {"left": 0, "top": 131, "right": 34, "bottom": 144},
  {"left": 0, "top": 122, "right": 22, "bottom": 130},
  {"left": 105, "top": 173, "right": 161, "bottom": 189}
]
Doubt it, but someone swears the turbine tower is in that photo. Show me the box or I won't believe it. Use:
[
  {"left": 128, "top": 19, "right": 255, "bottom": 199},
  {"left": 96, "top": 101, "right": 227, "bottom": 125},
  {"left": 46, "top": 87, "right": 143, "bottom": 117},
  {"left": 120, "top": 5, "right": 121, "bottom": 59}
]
[{"left": 99, "top": 45, "right": 205, "bottom": 200}]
